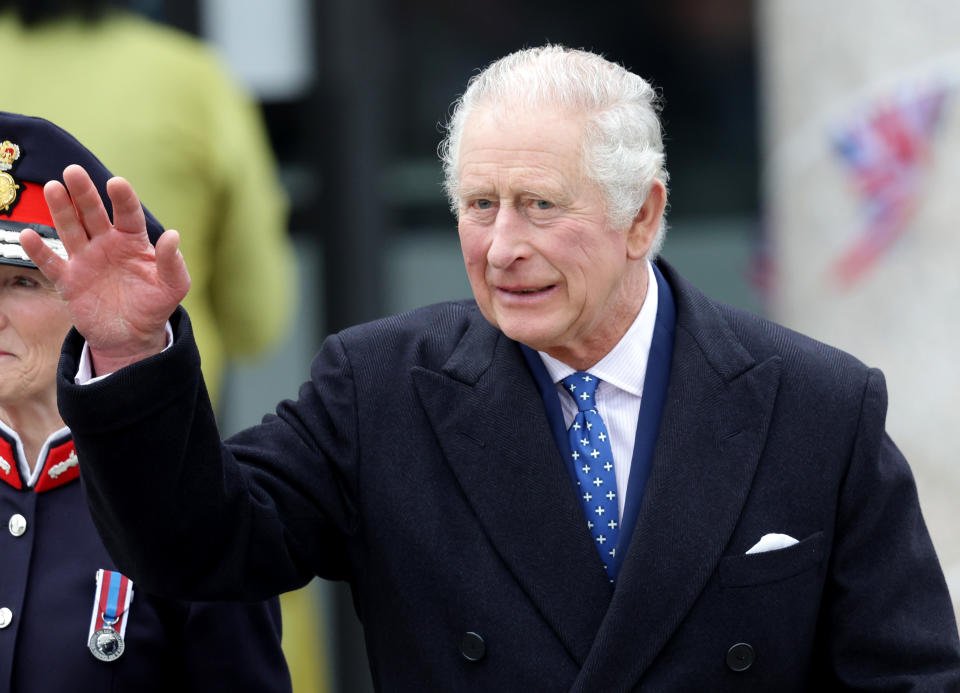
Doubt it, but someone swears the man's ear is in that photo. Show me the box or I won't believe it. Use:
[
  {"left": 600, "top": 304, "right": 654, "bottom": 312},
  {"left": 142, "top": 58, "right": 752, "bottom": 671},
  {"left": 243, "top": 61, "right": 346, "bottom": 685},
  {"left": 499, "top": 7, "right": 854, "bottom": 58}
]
[{"left": 626, "top": 180, "right": 666, "bottom": 260}]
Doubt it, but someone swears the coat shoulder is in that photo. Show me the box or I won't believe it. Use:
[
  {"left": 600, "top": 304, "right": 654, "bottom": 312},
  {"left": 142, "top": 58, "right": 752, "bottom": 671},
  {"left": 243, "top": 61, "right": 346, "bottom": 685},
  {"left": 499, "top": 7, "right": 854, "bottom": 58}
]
[
  {"left": 334, "top": 299, "right": 496, "bottom": 374},
  {"left": 660, "top": 259, "right": 878, "bottom": 403},
  {"left": 716, "top": 300, "right": 872, "bottom": 380}
]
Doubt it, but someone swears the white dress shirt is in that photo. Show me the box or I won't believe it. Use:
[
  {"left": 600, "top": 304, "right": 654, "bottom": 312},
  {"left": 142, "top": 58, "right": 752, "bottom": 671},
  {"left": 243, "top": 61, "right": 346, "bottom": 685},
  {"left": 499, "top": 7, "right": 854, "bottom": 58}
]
[{"left": 538, "top": 261, "right": 659, "bottom": 519}]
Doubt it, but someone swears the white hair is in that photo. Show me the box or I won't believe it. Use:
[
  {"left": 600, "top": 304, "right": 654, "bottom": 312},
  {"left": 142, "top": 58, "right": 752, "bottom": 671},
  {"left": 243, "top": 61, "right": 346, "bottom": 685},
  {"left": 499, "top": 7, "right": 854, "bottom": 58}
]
[{"left": 439, "top": 44, "right": 670, "bottom": 257}]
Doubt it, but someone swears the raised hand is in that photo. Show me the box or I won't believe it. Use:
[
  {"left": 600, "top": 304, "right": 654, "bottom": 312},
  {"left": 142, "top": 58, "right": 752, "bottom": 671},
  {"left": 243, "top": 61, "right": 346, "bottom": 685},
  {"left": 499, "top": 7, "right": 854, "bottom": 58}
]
[{"left": 20, "top": 164, "right": 191, "bottom": 375}]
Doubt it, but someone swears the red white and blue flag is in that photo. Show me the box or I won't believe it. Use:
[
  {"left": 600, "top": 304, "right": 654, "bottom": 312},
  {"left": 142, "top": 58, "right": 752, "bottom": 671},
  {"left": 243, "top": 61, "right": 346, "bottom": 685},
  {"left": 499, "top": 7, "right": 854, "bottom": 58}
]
[{"left": 830, "top": 83, "right": 949, "bottom": 285}]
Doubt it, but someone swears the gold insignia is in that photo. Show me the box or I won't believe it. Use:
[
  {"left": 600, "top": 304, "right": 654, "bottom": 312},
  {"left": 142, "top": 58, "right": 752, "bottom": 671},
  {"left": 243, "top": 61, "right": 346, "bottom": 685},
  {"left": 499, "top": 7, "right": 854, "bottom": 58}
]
[
  {"left": 0, "top": 140, "right": 21, "bottom": 213},
  {"left": 0, "top": 172, "right": 18, "bottom": 213},
  {"left": 0, "top": 141, "right": 20, "bottom": 171}
]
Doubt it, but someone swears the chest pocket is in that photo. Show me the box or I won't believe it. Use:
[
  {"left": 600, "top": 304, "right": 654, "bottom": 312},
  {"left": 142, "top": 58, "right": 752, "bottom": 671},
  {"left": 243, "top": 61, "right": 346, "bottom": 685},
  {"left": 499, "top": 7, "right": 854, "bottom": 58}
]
[{"left": 719, "top": 531, "right": 825, "bottom": 587}]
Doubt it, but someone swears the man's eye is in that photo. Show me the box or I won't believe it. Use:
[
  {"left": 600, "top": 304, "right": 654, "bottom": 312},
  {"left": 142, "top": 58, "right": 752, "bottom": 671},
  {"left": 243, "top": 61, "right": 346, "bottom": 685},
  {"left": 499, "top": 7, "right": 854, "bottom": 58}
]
[
  {"left": 13, "top": 277, "right": 37, "bottom": 288},
  {"left": 534, "top": 200, "right": 554, "bottom": 210},
  {"left": 474, "top": 199, "right": 493, "bottom": 210}
]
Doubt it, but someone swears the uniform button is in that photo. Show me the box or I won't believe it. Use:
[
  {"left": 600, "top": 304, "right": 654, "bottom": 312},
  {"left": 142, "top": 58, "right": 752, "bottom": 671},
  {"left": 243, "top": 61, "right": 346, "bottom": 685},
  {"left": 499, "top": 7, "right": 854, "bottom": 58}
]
[
  {"left": 726, "top": 642, "right": 755, "bottom": 672},
  {"left": 460, "top": 631, "right": 486, "bottom": 662},
  {"left": 0, "top": 607, "right": 12, "bottom": 629},
  {"left": 8, "top": 514, "right": 26, "bottom": 537}
]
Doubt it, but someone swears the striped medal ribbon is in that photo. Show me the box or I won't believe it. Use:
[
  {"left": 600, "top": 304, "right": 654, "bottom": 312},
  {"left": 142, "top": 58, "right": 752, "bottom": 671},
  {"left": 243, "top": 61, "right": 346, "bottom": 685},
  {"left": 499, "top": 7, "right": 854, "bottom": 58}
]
[{"left": 87, "top": 569, "right": 134, "bottom": 662}]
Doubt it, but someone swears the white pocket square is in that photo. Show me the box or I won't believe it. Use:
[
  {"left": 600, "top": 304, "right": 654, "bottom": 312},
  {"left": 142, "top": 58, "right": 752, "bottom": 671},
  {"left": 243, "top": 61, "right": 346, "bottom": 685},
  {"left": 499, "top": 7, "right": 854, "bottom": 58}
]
[{"left": 745, "top": 533, "right": 799, "bottom": 554}]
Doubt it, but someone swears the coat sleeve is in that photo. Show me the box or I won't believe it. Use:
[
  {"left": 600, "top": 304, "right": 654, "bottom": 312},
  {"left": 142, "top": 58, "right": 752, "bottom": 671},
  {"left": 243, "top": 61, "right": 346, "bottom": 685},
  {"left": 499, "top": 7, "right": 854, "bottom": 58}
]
[
  {"left": 57, "top": 306, "right": 361, "bottom": 601},
  {"left": 815, "top": 368, "right": 960, "bottom": 689}
]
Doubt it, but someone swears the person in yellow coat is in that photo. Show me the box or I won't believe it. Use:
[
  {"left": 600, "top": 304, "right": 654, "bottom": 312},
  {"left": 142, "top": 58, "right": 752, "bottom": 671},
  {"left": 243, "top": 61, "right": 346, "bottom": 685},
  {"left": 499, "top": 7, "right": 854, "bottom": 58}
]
[
  {"left": 0, "top": 0, "right": 295, "bottom": 408},
  {"left": 0, "top": 2, "right": 327, "bottom": 691}
]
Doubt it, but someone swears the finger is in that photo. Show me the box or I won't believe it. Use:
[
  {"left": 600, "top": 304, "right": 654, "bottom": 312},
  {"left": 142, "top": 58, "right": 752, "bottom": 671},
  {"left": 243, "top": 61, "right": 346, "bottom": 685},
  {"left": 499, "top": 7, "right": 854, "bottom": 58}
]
[
  {"left": 61, "top": 164, "right": 113, "bottom": 238},
  {"left": 19, "top": 228, "right": 66, "bottom": 285},
  {"left": 105, "top": 176, "right": 147, "bottom": 236},
  {"left": 44, "top": 179, "right": 92, "bottom": 254},
  {"left": 155, "top": 229, "right": 192, "bottom": 301}
]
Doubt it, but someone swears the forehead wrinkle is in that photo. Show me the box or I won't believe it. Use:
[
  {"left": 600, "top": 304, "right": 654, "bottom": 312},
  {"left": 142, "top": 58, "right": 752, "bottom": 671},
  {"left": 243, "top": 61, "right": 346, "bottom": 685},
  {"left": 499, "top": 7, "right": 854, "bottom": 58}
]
[
  {"left": 460, "top": 144, "right": 579, "bottom": 168},
  {"left": 460, "top": 161, "right": 569, "bottom": 195}
]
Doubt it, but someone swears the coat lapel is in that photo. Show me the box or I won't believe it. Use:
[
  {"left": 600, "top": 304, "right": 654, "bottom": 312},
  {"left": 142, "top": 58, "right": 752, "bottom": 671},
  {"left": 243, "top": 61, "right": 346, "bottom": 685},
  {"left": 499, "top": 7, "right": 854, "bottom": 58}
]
[
  {"left": 412, "top": 261, "right": 782, "bottom": 686},
  {"left": 411, "top": 316, "right": 612, "bottom": 666},
  {"left": 572, "top": 262, "right": 783, "bottom": 692}
]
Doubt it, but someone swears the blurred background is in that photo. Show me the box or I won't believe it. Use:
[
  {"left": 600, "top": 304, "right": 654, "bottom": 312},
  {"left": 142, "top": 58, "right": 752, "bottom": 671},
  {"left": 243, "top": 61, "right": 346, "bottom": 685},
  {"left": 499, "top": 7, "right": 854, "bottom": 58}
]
[{"left": 9, "top": 0, "right": 960, "bottom": 690}]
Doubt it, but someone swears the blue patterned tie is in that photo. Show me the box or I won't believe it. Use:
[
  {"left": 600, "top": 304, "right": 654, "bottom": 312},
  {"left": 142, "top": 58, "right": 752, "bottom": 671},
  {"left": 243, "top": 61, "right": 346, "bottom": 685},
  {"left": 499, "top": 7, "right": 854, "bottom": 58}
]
[{"left": 562, "top": 372, "right": 620, "bottom": 583}]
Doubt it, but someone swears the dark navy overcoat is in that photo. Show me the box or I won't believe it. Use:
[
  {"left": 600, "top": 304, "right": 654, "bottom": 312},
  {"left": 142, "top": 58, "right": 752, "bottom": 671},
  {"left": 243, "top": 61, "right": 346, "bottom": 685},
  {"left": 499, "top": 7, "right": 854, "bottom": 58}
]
[{"left": 56, "top": 260, "right": 960, "bottom": 691}]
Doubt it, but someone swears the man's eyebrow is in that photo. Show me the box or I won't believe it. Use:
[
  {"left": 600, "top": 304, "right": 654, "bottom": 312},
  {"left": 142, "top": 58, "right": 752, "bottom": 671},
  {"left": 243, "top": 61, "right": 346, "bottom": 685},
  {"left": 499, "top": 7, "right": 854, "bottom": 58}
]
[
  {"left": 457, "top": 186, "right": 495, "bottom": 199},
  {"left": 520, "top": 186, "right": 572, "bottom": 204}
]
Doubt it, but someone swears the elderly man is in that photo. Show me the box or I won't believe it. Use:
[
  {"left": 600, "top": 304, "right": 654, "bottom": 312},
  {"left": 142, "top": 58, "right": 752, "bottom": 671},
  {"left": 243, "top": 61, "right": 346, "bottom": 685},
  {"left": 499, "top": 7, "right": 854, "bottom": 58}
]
[{"left": 23, "top": 46, "right": 960, "bottom": 690}]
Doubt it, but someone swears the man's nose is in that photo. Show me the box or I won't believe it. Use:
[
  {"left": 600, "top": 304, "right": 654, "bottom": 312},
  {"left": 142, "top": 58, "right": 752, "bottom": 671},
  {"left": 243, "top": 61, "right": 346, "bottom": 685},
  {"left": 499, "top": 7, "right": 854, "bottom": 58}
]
[{"left": 486, "top": 206, "right": 530, "bottom": 269}]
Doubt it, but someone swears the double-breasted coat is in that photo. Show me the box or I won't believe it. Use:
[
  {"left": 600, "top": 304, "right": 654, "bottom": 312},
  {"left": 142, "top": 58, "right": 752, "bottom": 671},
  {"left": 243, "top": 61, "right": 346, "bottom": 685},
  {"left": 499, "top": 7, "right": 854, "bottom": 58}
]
[{"left": 56, "top": 260, "right": 960, "bottom": 691}]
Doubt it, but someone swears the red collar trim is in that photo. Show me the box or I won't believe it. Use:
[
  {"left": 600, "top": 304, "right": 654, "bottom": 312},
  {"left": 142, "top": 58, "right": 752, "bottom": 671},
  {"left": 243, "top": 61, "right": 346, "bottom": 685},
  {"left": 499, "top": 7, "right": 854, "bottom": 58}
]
[
  {"left": 0, "top": 428, "right": 77, "bottom": 493},
  {"left": 0, "top": 434, "right": 22, "bottom": 490},
  {"left": 34, "top": 439, "right": 79, "bottom": 493}
]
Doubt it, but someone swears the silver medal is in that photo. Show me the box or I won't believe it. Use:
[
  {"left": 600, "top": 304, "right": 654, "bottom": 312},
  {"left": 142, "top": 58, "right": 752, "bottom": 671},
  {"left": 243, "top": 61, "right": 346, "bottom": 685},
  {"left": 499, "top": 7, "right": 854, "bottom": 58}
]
[{"left": 88, "top": 625, "right": 125, "bottom": 662}]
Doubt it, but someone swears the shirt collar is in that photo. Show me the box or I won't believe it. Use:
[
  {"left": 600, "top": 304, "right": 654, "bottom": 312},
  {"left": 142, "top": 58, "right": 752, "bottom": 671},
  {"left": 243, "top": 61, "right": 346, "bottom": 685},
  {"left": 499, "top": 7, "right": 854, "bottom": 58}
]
[{"left": 538, "top": 259, "right": 659, "bottom": 397}]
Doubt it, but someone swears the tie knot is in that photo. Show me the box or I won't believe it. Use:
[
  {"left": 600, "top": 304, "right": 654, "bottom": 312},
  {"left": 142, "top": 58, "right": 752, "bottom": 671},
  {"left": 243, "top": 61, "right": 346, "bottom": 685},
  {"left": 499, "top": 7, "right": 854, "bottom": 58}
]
[{"left": 561, "top": 372, "right": 601, "bottom": 412}]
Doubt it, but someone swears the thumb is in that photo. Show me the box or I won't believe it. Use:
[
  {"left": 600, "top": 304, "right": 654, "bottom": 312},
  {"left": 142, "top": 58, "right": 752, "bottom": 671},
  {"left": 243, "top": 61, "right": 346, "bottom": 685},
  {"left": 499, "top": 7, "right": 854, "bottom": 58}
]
[{"left": 19, "top": 228, "right": 66, "bottom": 285}]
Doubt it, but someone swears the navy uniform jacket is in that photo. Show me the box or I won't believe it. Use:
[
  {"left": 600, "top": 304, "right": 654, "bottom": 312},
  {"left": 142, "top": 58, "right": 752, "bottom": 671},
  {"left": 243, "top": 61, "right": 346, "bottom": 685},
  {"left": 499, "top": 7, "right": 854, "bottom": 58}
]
[
  {"left": 56, "top": 259, "right": 960, "bottom": 691},
  {"left": 0, "top": 428, "right": 292, "bottom": 692}
]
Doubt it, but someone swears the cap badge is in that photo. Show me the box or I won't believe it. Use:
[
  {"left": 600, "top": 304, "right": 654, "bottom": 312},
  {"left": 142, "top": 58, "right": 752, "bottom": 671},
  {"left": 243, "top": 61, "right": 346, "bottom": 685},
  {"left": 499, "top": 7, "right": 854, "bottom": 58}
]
[
  {"left": 0, "top": 139, "right": 22, "bottom": 213},
  {"left": 0, "top": 140, "right": 20, "bottom": 171}
]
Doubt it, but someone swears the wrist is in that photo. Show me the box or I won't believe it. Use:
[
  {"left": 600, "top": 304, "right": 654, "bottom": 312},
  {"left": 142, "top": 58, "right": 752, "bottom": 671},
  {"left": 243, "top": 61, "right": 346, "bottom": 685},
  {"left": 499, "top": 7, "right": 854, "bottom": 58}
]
[{"left": 88, "top": 331, "right": 168, "bottom": 377}]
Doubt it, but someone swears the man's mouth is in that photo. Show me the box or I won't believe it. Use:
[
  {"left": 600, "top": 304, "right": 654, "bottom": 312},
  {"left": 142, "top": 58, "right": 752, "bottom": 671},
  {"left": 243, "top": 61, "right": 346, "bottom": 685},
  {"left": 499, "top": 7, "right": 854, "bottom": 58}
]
[{"left": 500, "top": 284, "right": 555, "bottom": 295}]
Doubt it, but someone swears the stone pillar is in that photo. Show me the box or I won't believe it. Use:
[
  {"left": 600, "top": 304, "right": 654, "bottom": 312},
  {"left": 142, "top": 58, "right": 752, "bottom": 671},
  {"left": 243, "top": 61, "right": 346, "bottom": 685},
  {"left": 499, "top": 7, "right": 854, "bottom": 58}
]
[{"left": 760, "top": 0, "right": 960, "bottom": 612}]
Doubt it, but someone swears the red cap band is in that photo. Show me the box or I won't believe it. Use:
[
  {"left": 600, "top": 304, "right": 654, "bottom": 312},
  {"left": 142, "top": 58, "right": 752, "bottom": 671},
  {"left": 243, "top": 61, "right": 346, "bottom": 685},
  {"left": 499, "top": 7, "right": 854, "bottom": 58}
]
[{"left": 2, "top": 181, "right": 54, "bottom": 227}]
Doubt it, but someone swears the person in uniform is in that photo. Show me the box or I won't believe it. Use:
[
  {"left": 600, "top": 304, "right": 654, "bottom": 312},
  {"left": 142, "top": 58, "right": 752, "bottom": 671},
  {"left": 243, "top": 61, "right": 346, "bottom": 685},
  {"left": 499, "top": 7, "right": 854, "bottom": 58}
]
[{"left": 0, "top": 111, "right": 292, "bottom": 692}]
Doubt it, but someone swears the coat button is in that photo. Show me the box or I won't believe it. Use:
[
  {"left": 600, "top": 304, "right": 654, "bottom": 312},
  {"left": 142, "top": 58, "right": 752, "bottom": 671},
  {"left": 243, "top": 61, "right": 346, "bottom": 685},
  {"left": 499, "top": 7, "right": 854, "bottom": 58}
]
[
  {"left": 8, "top": 514, "right": 26, "bottom": 537},
  {"left": 0, "top": 607, "right": 12, "bottom": 629},
  {"left": 460, "top": 631, "right": 486, "bottom": 662},
  {"left": 726, "top": 642, "right": 755, "bottom": 672}
]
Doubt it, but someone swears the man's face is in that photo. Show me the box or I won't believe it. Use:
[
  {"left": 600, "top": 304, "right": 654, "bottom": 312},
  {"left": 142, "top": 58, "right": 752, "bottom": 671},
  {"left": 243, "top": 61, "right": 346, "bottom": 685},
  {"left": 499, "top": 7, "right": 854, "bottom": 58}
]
[{"left": 456, "top": 107, "right": 656, "bottom": 368}]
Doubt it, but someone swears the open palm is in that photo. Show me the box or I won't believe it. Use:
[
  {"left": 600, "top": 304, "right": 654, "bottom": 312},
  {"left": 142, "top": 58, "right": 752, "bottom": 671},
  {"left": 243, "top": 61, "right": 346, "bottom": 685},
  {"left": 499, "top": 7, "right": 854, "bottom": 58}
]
[{"left": 20, "top": 165, "right": 190, "bottom": 372}]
